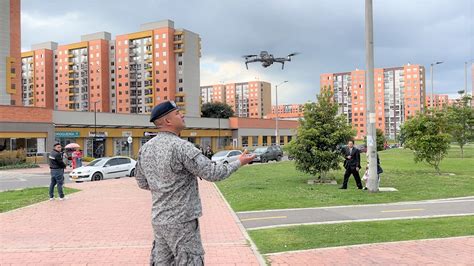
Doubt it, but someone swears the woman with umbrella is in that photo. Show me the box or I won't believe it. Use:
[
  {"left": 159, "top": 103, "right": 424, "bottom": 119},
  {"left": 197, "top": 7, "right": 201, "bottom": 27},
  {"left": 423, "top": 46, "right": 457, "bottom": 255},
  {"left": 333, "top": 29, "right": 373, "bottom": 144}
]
[{"left": 65, "top": 143, "right": 81, "bottom": 169}]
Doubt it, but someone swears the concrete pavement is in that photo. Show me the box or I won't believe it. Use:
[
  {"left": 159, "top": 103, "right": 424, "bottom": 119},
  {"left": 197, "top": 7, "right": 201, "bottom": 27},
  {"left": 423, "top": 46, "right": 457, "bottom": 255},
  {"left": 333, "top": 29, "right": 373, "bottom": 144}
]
[
  {"left": 238, "top": 197, "right": 474, "bottom": 230},
  {"left": 0, "top": 178, "right": 262, "bottom": 265},
  {"left": 267, "top": 236, "right": 474, "bottom": 265}
]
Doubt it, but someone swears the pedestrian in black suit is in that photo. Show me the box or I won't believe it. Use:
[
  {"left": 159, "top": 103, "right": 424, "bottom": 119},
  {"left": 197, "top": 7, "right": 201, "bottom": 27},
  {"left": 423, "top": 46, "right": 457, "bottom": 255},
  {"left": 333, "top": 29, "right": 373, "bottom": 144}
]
[{"left": 340, "top": 140, "right": 363, "bottom": 189}]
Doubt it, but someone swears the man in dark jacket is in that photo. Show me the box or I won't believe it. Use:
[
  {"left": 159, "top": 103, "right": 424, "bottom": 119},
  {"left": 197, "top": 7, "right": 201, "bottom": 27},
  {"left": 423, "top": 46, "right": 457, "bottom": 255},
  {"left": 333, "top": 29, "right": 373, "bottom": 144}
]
[
  {"left": 340, "top": 140, "right": 363, "bottom": 189},
  {"left": 48, "top": 143, "right": 67, "bottom": 200}
]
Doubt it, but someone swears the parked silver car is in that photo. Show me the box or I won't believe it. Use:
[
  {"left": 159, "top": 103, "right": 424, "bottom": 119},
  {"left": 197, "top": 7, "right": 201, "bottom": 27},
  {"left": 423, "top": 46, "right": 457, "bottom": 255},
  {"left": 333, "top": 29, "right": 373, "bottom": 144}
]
[{"left": 211, "top": 150, "right": 242, "bottom": 164}]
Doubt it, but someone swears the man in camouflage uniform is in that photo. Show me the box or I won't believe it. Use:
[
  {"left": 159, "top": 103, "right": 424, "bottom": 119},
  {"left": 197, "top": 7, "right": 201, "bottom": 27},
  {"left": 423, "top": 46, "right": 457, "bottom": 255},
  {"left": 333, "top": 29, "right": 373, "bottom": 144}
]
[{"left": 135, "top": 101, "right": 255, "bottom": 265}]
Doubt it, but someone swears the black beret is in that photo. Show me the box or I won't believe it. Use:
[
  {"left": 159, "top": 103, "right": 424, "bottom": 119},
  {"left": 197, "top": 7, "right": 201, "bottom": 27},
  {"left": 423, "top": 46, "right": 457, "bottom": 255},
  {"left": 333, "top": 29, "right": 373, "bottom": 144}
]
[{"left": 149, "top": 101, "right": 179, "bottom": 123}]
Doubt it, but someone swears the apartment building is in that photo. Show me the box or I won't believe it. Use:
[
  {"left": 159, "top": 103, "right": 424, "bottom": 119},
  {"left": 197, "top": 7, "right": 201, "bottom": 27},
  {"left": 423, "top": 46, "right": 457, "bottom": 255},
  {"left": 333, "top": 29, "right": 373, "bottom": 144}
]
[
  {"left": 321, "top": 64, "right": 425, "bottom": 140},
  {"left": 265, "top": 104, "right": 305, "bottom": 120},
  {"left": 20, "top": 42, "right": 56, "bottom": 108},
  {"left": 0, "top": 0, "right": 21, "bottom": 105},
  {"left": 54, "top": 32, "right": 111, "bottom": 112},
  {"left": 115, "top": 20, "right": 201, "bottom": 116},
  {"left": 426, "top": 94, "right": 449, "bottom": 110},
  {"left": 200, "top": 81, "right": 271, "bottom": 118}
]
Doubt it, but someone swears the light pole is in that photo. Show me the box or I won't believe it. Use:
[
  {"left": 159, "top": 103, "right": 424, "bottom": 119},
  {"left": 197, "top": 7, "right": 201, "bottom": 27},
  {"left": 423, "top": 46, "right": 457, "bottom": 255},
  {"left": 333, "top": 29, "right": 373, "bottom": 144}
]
[
  {"left": 275, "top": 81, "right": 288, "bottom": 145},
  {"left": 430, "top": 61, "right": 443, "bottom": 109},
  {"left": 365, "top": 0, "right": 378, "bottom": 192}
]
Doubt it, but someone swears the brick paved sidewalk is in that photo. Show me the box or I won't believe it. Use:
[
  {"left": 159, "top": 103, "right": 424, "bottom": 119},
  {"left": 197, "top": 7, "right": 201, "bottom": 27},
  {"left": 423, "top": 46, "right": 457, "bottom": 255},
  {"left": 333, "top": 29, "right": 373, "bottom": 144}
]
[
  {"left": 267, "top": 236, "right": 474, "bottom": 265},
  {"left": 0, "top": 178, "right": 262, "bottom": 265}
]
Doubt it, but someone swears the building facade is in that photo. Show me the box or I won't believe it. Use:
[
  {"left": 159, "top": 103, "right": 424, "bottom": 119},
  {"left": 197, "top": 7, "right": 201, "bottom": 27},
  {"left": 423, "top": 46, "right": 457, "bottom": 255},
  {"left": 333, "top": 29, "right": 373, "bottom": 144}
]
[
  {"left": 0, "top": 0, "right": 21, "bottom": 106},
  {"left": 425, "top": 94, "right": 449, "bottom": 110},
  {"left": 201, "top": 81, "right": 272, "bottom": 118},
  {"left": 18, "top": 20, "right": 201, "bottom": 116},
  {"left": 321, "top": 64, "right": 426, "bottom": 140},
  {"left": 265, "top": 104, "right": 305, "bottom": 120}
]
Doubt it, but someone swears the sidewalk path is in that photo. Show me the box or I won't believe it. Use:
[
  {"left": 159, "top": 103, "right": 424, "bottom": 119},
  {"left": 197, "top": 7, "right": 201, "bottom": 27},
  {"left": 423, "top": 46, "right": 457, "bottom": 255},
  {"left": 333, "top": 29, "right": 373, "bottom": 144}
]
[
  {"left": 0, "top": 178, "right": 262, "bottom": 265},
  {"left": 238, "top": 197, "right": 474, "bottom": 230},
  {"left": 267, "top": 236, "right": 474, "bottom": 265}
]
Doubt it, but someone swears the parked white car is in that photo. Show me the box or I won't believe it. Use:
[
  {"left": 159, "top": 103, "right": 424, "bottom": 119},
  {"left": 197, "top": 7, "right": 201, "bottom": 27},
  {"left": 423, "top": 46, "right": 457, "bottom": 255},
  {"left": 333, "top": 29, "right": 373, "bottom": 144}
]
[
  {"left": 211, "top": 150, "right": 242, "bottom": 164},
  {"left": 69, "top": 156, "right": 136, "bottom": 182}
]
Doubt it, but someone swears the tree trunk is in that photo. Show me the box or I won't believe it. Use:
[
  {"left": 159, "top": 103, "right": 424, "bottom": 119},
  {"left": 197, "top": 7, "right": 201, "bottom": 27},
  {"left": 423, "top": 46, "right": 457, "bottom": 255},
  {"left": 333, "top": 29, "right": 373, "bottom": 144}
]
[{"left": 461, "top": 145, "right": 464, "bottom": 159}]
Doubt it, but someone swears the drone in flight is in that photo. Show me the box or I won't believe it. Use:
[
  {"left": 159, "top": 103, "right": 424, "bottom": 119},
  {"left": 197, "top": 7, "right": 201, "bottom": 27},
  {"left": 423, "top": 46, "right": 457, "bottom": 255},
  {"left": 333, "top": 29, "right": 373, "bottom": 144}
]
[{"left": 243, "top": 51, "right": 299, "bottom": 70}]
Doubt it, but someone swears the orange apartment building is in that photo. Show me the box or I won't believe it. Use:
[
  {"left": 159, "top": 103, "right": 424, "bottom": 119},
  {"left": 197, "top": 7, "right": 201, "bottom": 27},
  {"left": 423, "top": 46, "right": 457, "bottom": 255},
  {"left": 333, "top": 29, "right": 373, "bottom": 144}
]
[
  {"left": 20, "top": 42, "right": 56, "bottom": 108},
  {"left": 265, "top": 104, "right": 305, "bottom": 120},
  {"left": 425, "top": 94, "right": 449, "bottom": 110},
  {"left": 55, "top": 32, "right": 111, "bottom": 112},
  {"left": 321, "top": 64, "right": 426, "bottom": 140},
  {"left": 1, "top": 0, "right": 21, "bottom": 106},
  {"left": 114, "top": 20, "right": 201, "bottom": 116},
  {"left": 200, "top": 81, "right": 272, "bottom": 118},
  {"left": 18, "top": 20, "right": 201, "bottom": 116}
]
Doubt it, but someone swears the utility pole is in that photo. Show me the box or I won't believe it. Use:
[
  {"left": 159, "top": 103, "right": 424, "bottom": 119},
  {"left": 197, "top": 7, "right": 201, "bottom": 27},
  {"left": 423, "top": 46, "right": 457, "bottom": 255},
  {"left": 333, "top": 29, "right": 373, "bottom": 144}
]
[
  {"left": 365, "top": 0, "right": 378, "bottom": 192},
  {"left": 430, "top": 61, "right": 443, "bottom": 109},
  {"left": 275, "top": 81, "right": 288, "bottom": 145},
  {"left": 465, "top": 62, "right": 468, "bottom": 96}
]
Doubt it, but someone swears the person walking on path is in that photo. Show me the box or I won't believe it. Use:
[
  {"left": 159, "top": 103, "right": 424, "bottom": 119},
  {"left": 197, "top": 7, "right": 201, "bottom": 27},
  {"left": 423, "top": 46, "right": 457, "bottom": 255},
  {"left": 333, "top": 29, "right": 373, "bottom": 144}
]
[
  {"left": 135, "top": 101, "right": 255, "bottom": 265},
  {"left": 48, "top": 143, "right": 67, "bottom": 200},
  {"left": 340, "top": 140, "right": 363, "bottom": 189}
]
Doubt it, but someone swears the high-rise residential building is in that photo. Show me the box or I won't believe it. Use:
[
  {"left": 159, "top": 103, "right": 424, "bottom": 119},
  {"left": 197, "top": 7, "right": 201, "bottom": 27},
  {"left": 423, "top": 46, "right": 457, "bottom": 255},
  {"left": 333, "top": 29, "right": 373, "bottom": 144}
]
[
  {"left": 321, "top": 64, "right": 425, "bottom": 140},
  {"left": 200, "top": 81, "right": 271, "bottom": 118},
  {"left": 17, "top": 20, "right": 201, "bottom": 116},
  {"left": 0, "top": 0, "right": 21, "bottom": 106},
  {"left": 265, "top": 104, "right": 305, "bottom": 120},
  {"left": 55, "top": 32, "right": 111, "bottom": 112},
  {"left": 20, "top": 42, "right": 57, "bottom": 108},
  {"left": 426, "top": 94, "right": 449, "bottom": 110},
  {"left": 115, "top": 20, "right": 201, "bottom": 116}
]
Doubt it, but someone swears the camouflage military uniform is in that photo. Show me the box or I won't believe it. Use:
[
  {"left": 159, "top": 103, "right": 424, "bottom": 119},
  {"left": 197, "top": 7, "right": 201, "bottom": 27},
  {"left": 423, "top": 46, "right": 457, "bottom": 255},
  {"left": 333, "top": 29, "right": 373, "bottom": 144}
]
[{"left": 135, "top": 131, "right": 241, "bottom": 265}]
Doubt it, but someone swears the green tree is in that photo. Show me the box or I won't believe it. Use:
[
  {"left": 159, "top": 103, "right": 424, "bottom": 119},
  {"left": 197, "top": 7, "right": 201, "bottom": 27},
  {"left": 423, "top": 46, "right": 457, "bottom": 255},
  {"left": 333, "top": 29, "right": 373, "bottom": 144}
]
[
  {"left": 201, "top": 102, "right": 234, "bottom": 118},
  {"left": 401, "top": 109, "right": 450, "bottom": 174},
  {"left": 364, "top": 128, "right": 386, "bottom": 151},
  {"left": 447, "top": 92, "right": 474, "bottom": 158},
  {"left": 286, "top": 88, "right": 355, "bottom": 180}
]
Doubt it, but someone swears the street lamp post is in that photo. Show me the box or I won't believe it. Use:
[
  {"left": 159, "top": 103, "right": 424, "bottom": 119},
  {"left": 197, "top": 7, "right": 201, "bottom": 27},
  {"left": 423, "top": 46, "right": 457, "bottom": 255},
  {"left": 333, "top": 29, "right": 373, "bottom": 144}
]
[
  {"left": 430, "top": 61, "right": 443, "bottom": 109},
  {"left": 275, "top": 81, "right": 288, "bottom": 145}
]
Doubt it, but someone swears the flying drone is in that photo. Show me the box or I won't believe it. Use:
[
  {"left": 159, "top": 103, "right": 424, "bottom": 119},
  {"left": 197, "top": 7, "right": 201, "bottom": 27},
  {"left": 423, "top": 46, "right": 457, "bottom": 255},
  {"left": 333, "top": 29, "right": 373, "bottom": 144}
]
[{"left": 243, "top": 51, "right": 299, "bottom": 70}]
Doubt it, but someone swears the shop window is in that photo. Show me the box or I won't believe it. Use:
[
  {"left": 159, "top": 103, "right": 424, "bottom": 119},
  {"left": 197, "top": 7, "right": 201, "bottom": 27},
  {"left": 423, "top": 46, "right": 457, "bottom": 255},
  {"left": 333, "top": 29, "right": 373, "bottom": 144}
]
[
  {"left": 252, "top": 136, "right": 258, "bottom": 146},
  {"left": 241, "top": 136, "right": 248, "bottom": 147}
]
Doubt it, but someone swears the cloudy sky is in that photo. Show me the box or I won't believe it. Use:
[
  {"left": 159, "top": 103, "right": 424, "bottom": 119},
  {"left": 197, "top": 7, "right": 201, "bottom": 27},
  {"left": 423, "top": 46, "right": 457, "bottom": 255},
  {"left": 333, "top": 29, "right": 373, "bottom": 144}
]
[{"left": 21, "top": 0, "right": 473, "bottom": 104}]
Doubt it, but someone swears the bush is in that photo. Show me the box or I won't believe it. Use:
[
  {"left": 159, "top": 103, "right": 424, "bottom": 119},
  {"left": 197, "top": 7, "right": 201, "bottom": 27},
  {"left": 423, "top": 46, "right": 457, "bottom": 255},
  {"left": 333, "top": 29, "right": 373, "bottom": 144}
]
[
  {"left": 0, "top": 149, "right": 27, "bottom": 167},
  {"left": 0, "top": 163, "right": 39, "bottom": 170}
]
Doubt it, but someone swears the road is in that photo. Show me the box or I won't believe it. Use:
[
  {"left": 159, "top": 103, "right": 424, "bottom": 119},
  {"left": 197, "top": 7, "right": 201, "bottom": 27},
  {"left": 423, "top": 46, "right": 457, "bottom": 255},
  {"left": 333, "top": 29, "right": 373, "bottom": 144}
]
[{"left": 237, "top": 197, "right": 474, "bottom": 230}]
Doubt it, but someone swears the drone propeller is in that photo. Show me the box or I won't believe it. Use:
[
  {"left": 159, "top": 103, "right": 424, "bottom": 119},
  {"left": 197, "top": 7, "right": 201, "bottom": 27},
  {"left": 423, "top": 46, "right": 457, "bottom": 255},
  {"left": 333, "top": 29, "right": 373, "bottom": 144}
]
[
  {"left": 242, "top": 54, "right": 257, "bottom": 59},
  {"left": 287, "top": 52, "right": 300, "bottom": 57}
]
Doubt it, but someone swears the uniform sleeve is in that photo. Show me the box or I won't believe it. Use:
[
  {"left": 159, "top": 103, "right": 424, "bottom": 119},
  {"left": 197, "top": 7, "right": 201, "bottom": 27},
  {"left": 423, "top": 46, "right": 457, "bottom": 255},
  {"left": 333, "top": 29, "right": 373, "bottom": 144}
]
[
  {"left": 135, "top": 149, "right": 150, "bottom": 190},
  {"left": 178, "top": 142, "right": 241, "bottom": 182}
]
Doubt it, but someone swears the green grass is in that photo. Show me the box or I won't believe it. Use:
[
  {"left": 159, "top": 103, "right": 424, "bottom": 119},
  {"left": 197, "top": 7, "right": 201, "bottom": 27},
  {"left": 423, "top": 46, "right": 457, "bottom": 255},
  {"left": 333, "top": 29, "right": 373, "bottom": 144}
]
[
  {"left": 0, "top": 187, "right": 80, "bottom": 213},
  {"left": 249, "top": 216, "right": 474, "bottom": 254},
  {"left": 217, "top": 144, "right": 474, "bottom": 212}
]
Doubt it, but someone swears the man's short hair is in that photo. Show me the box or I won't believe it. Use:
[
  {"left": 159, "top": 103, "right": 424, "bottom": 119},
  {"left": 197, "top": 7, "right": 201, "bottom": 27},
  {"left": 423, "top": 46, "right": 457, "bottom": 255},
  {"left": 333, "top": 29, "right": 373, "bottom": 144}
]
[{"left": 54, "top": 143, "right": 61, "bottom": 147}]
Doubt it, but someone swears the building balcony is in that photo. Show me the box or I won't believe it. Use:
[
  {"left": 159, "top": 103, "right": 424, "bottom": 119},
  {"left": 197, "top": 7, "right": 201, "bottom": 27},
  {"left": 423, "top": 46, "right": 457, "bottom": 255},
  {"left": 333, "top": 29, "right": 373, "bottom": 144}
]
[
  {"left": 176, "top": 101, "right": 185, "bottom": 106},
  {"left": 175, "top": 92, "right": 185, "bottom": 97},
  {"left": 68, "top": 54, "right": 74, "bottom": 58},
  {"left": 68, "top": 62, "right": 74, "bottom": 65},
  {"left": 174, "top": 48, "right": 184, "bottom": 53}
]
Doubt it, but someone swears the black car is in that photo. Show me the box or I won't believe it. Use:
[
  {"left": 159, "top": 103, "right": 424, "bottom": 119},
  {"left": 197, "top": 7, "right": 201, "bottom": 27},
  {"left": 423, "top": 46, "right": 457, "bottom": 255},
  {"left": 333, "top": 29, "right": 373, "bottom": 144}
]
[{"left": 251, "top": 146, "right": 284, "bottom": 163}]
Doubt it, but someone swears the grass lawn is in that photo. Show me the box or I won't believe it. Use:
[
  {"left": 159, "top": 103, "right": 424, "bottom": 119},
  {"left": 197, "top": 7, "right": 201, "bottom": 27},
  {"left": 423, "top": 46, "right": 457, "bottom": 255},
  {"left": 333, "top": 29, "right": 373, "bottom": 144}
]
[
  {"left": 249, "top": 216, "right": 474, "bottom": 254},
  {"left": 217, "top": 144, "right": 474, "bottom": 212},
  {"left": 0, "top": 187, "right": 80, "bottom": 213}
]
